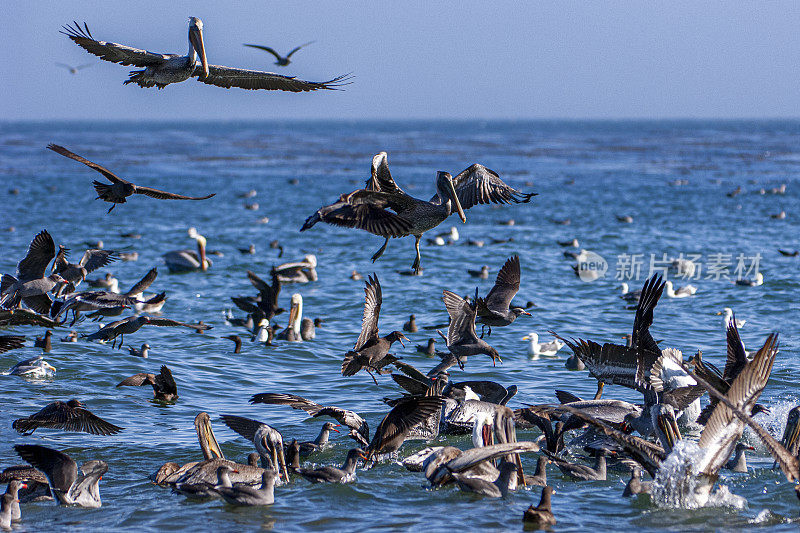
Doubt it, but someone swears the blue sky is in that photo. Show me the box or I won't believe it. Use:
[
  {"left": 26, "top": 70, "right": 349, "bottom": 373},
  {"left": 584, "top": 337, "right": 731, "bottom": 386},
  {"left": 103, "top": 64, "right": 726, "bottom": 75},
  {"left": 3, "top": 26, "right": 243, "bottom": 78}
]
[{"left": 2, "top": 1, "right": 800, "bottom": 120}]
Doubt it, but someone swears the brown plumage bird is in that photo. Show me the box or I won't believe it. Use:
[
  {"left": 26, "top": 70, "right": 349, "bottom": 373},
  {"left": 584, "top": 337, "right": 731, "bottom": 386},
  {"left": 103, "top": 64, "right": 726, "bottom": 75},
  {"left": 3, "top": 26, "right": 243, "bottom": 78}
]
[
  {"left": 12, "top": 399, "right": 123, "bottom": 436},
  {"left": 0, "top": 229, "right": 66, "bottom": 314},
  {"left": 341, "top": 274, "right": 407, "bottom": 384},
  {"left": 0, "top": 335, "right": 26, "bottom": 354},
  {"left": 523, "top": 486, "right": 556, "bottom": 527},
  {"left": 475, "top": 255, "right": 530, "bottom": 336},
  {"left": 365, "top": 396, "right": 444, "bottom": 460},
  {"left": 51, "top": 244, "right": 117, "bottom": 291},
  {"left": 117, "top": 365, "right": 178, "bottom": 401},
  {"left": 47, "top": 144, "right": 215, "bottom": 213}
]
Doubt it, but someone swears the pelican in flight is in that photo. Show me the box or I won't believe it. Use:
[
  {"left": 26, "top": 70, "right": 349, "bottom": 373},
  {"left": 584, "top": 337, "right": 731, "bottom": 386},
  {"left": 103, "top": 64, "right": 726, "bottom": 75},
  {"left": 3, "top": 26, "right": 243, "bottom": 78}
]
[
  {"left": 302, "top": 152, "right": 535, "bottom": 274},
  {"left": 62, "top": 18, "right": 350, "bottom": 91}
]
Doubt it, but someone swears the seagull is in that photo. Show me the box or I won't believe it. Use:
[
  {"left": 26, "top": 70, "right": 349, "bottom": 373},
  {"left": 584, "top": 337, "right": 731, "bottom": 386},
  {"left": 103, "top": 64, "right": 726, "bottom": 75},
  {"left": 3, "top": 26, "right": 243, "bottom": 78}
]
[
  {"left": 243, "top": 41, "right": 315, "bottom": 66},
  {"left": 62, "top": 19, "right": 349, "bottom": 90},
  {"left": 14, "top": 445, "right": 107, "bottom": 508},
  {"left": 522, "top": 332, "right": 563, "bottom": 357},
  {"left": 717, "top": 307, "right": 745, "bottom": 329},
  {"left": 664, "top": 280, "right": 697, "bottom": 298},
  {"left": 0, "top": 229, "right": 66, "bottom": 313},
  {"left": 735, "top": 272, "right": 763, "bottom": 286},
  {"left": 3, "top": 356, "right": 56, "bottom": 378},
  {"left": 51, "top": 244, "right": 117, "bottom": 292},
  {"left": 47, "top": 144, "right": 215, "bottom": 213}
]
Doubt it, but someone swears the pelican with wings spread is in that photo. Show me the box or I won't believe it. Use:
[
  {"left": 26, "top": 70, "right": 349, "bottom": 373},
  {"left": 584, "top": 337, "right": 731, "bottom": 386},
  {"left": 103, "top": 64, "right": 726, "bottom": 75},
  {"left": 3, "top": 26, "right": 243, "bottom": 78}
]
[
  {"left": 301, "top": 152, "right": 536, "bottom": 274},
  {"left": 61, "top": 18, "right": 350, "bottom": 91}
]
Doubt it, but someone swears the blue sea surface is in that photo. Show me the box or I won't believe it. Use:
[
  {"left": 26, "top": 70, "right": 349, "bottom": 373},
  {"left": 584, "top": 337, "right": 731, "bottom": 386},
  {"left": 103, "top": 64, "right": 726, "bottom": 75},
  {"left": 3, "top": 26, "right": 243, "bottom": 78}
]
[{"left": 0, "top": 120, "right": 798, "bottom": 531}]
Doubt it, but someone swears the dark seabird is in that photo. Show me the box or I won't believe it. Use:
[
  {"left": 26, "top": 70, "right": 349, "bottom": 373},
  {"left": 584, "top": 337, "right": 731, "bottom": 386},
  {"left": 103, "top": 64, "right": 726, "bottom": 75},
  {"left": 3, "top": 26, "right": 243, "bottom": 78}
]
[
  {"left": 622, "top": 467, "right": 652, "bottom": 496},
  {"left": 544, "top": 449, "right": 607, "bottom": 481},
  {"left": 416, "top": 338, "right": 436, "bottom": 355},
  {"left": 0, "top": 229, "right": 65, "bottom": 313},
  {"left": 51, "top": 244, "right": 117, "bottom": 292},
  {"left": 48, "top": 144, "right": 215, "bottom": 213},
  {"left": 527, "top": 457, "right": 550, "bottom": 486},
  {"left": 0, "top": 335, "right": 26, "bottom": 354},
  {"left": 295, "top": 448, "right": 364, "bottom": 484},
  {"left": 244, "top": 41, "right": 315, "bottom": 66},
  {"left": 12, "top": 399, "right": 123, "bottom": 436},
  {"left": 173, "top": 464, "right": 237, "bottom": 499},
  {"left": 523, "top": 486, "right": 556, "bottom": 527},
  {"left": 62, "top": 18, "right": 350, "bottom": 90},
  {"left": 238, "top": 244, "right": 256, "bottom": 255},
  {"left": 468, "top": 265, "right": 489, "bottom": 279},
  {"left": 300, "top": 317, "right": 316, "bottom": 340},
  {"left": 403, "top": 314, "right": 418, "bottom": 332},
  {"left": 15, "top": 444, "right": 107, "bottom": 507},
  {"left": 276, "top": 255, "right": 317, "bottom": 283},
  {"left": 128, "top": 343, "right": 150, "bottom": 358},
  {"left": 778, "top": 249, "right": 799, "bottom": 257},
  {"left": 365, "top": 396, "right": 444, "bottom": 460},
  {"left": 56, "top": 61, "right": 94, "bottom": 74},
  {"left": 292, "top": 422, "right": 341, "bottom": 457},
  {"left": 301, "top": 152, "right": 535, "bottom": 274},
  {"left": 439, "top": 289, "right": 501, "bottom": 366},
  {"left": 249, "top": 392, "right": 370, "bottom": 444},
  {"left": 216, "top": 470, "right": 278, "bottom": 506},
  {"left": 475, "top": 256, "right": 530, "bottom": 336},
  {"left": 558, "top": 238, "right": 579, "bottom": 247},
  {"left": 223, "top": 335, "right": 242, "bottom": 353},
  {"left": 83, "top": 315, "right": 211, "bottom": 349},
  {"left": 616, "top": 215, "right": 634, "bottom": 223},
  {"left": 341, "top": 275, "right": 407, "bottom": 383},
  {"left": 117, "top": 365, "right": 178, "bottom": 401}
]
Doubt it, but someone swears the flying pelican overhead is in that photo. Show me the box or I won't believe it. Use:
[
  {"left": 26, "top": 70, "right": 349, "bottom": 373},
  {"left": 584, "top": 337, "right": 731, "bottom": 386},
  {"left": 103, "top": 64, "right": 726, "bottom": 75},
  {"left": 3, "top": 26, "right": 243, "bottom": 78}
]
[
  {"left": 244, "top": 41, "right": 315, "bottom": 66},
  {"left": 301, "top": 152, "right": 536, "bottom": 274},
  {"left": 47, "top": 144, "right": 215, "bottom": 213},
  {"left": 61, "top": 18, "right": 350, "bottom": 91}
]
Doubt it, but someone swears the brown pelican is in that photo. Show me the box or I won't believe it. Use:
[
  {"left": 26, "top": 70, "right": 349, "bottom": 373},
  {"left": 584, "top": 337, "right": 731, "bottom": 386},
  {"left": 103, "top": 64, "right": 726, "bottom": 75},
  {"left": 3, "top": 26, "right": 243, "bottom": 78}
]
[
  {"left": 12, "top": 399, "right": 122, "bottom": 436},
  {"left": 47, "top": 144, "right": 215, "bottom": 213},
  {"left": 3, "top": 356, "right": 56, "bottom": 378},
  {"left": 341, "top": 275, "right": 407, "bottom": 383},
  {"left": 475, "top": 256, "right": 530, "bottom": 335},
  {"left": 116, "top": 365, "right": 178, "bottom": 401},
  {"left": 276, "top": 255, "right": 317, "bottom": 283},
  {"left": 276, "top": 293, "right": 303, "bottom": 341},
  {"left": 249, "top": 392, "right": 370, "bottom": 444},
  {"left": 0, "top": 230, "right": 66, "bottom": 313},
  {"left": 62, "top": 19, "right": 349, "bottom": 91},
  {"left": 301, "top": 152, "right": 535, "bottom": 274},
  {"left": 295, "top": 448, "right": 364, "bottom": 483},
  {"left": 164, "top": 228, "right": 211, "bottom": 272},
  {"left": 439, "top": 289, "right": 501, "bottom": 367},
  {"left": 216, "top": 470, "right": 278, "bottom": 506},
  {"left": 219, "top": 415, "right": 290, "bottom": 483},
  {"left": 244, "top": 41, "right": 315, "bottom": 66},
  {"left": 523, "top": 487, "right": 556, "bottom": 527},
  {"left": 14, "top": 445, "right": 107, "bottom": 508}
]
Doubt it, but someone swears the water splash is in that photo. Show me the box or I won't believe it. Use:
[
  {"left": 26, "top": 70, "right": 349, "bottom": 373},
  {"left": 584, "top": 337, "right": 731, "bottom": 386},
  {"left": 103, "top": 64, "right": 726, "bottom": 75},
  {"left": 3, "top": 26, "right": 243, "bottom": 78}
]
[{"left": 652, "top": 440, "right": 747, "bottom": 509}]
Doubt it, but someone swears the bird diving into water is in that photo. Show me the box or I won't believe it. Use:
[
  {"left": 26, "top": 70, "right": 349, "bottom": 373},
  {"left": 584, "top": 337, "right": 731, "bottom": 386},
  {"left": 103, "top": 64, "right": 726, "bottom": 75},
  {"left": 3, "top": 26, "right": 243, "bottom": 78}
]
[
  {"left": 301, "top": 152, "right": 535, "bottom": 274},
  {"left": 47, "top": 144, "right": 215, "bottom": 213},
  {"left": 61, "top": 18, "right": 350, "bottom": 91},
  {"left": 244, "top": 41, "right": 315, "bottom": 66}
]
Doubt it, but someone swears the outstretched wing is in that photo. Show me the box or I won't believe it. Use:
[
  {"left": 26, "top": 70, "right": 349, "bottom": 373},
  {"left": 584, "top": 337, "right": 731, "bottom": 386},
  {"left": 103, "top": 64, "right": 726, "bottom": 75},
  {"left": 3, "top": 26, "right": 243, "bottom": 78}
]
[
  {"left": 47, "top": 144, "right": 127, "bottom": 185},
  {"left": 723, "top": 319, "right": 748, "bottom": 381},
  {"left": 61, "top": 21, "right": 171, "bottom": 67},
  {"left": 442, "top": 164, "right": 536, "bottom": 209},
  {"left": 365, "top": 152, "right": 405, "bottom": 195},
  {"left": 16, "top": 229, "right": 56, "bottom": 282},
  {"left": 631, "top": 275, "right": 665, "bottom": 354},
  {"left": 78, "top": 249, "right": 118, "bottom": 273},
  {"left": 195, "top": 66, "right": 352, "bottom": 92},
  {"left": 126, "top": 267, "right": 157, "bottom": 297},
  {"left": 14, "top": 444, "right": 78, "bottom": 493},
  {"left": 147, "top": 317, "right": 212, "bottom": 330},
  {"left": 354, "top": 274, "right": 382, "bottom": 351},
  {"left": 483, "top": 255, "right": 521, "bottom": 312},
  {"left": 286, "top": 41, "right": 314, "bottom": 58},
  {"left": 133, "top": 185, "right": 215, "bottom": 201},
  {"left": 442, "top": 290, "right": 477, "bottom": 346},
  {"left": 242, "top": 44, "right": 283, "bottom": 60},
  {"left": 116, "top": 373, "right": 153, "bottom": 387},
  {"left": 249, "top": 392, "right": 366, "bottom": 435}
]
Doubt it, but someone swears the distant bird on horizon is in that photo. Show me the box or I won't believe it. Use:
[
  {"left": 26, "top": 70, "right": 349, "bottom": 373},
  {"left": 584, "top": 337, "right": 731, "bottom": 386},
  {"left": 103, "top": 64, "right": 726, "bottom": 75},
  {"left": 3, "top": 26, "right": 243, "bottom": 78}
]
[
  {"left": 55, "top": 61, "right": 93, "bottom": 74},
  {"left": 244, "top": 41, "right": 315, "bottom": 66},
  {"left": 47, "top": 144, "right": 215, "bottom": 213}
]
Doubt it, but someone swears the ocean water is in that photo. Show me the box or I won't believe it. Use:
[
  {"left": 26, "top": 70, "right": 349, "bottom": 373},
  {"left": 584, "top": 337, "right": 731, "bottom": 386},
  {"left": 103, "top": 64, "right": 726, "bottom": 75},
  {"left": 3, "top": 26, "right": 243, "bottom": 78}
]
[{"left": 0, "top": 120, "right": 798, "bottom": 531}]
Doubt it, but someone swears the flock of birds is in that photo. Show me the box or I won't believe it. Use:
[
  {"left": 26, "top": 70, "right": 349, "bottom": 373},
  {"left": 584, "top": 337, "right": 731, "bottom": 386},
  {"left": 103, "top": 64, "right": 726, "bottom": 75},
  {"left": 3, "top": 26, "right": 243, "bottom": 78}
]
[{"left": 0, "top": 14, "right": 797, "bottom": 532}]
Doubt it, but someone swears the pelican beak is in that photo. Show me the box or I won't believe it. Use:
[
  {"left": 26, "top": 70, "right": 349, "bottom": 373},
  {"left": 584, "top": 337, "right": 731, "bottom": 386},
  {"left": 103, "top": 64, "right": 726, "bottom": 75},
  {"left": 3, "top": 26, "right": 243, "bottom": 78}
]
[
  {"left": 190, "top": 24, "right": 209, "bottom": 78},
  {"left": 398, "top": 333, "right": 408, "bottom": 348},
  {"left": 274, "top": 442, "right": 289, "bottom": 484},
  {"left": 198, "top": 414, "right": 225, "bottom": 460},
  {"left": 481, "top": 423, "right": 493, "bottom": 447},
  {"left": 781, "top": 415, "right": 800, "bottom": 452},
  {"left": 657, "top": 411, "right": 682, "bottom": 450},
  {"left": 288, "top": 304, "right": 298, "bottom": 331},
  {"left": 446, "top": 175, "right": 467, "bottom": 223},
  {"left": 332, "top": 425, "right": 341, "bottom": 433}
]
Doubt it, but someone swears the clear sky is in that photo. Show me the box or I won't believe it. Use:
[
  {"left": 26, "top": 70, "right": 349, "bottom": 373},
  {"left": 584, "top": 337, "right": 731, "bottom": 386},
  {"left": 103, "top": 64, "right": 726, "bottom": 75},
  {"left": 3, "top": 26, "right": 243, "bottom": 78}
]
[{"left": 2, "top": 1, "right": 800, "bottom": 120}]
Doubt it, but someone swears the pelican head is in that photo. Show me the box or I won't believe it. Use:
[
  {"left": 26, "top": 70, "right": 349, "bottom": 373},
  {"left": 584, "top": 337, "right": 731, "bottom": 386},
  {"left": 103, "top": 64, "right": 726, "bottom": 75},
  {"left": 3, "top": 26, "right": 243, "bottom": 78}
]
[
  {"left": 288, "top": 293, "right": 303, "bottom": 335},
  {"left": 435, "top": 171, "right": 466, "bottom": 223},
  {"left": 188, "top": 17, "right": 209, "bottom": 78},
  {"left": 303, "top": 254, "right": 318, "bottom": 268},
  {"left": 256, "top": 426, "right": 289, "bottom": 484},
  {"left": 188, "top": 228, "right": 209, "bottom": 271},
  {"left": 471, "top": 411, "right": 494, "bottom": 448},
  {"left": 194, "top": 412, "right": 225, "bottom": 460},
  {"left": 652, "top": 403, "right": 681, "bottom": 453}
]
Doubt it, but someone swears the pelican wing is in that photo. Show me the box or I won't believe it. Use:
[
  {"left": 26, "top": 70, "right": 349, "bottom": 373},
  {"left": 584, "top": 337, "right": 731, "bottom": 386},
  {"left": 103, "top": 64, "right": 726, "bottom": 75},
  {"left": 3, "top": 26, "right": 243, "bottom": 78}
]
[
  {"left": 16, "top": 229, "right": 56, "bottom": 282},
  {"left": 441, "top": 164, "right": 536, "bottom": 209},
  {"left": 365, "top": 152, "right": 405, "bottom": 196},
  {"left": 195, "top": 66, "right": 351, "bottom": 92},
  {"left": 697, "top": 334, "right": 778, "bottom": 475},
  {"left": 442, "top": 290, "right": 478, "bottom": 346},
  {"left": 78, "top": 249, "right": 118, "bottom": 272},
  {"left": 317, "top": 190, "right": 414, "bottom": 237},
  {"left": 61, "top": 22, "right": 171, "bottom": 67},
  {"left": 723, "top": 320, "right": 748, "bottom": 381},
  {"left": 126, "top": 267, "right": 158, "bottom": 297},
  {"left": 116, "top": 373, "right": 154, "bottom": 387},
  {"left": 368, "top": 396, "right": 444, "bottom": 455},
  {"left": 445, "top": 442, "right": 540, "bottom": 473},
  {"left": 249, "top": 392, "right": 367, "bottom": 435},
  {"left": 354, "top": 274, "right": 382, "bottom": 351},
  {"left": 242, "top": 44, "right": 283, "bottom": 60},
  {"left": 220, "top": 414, "right": 275, "bottom": 443},
  {"left": 133, "top": 185, "right": 215, "bottom": 201},
  {"left": 631, "top": 275, "right": 664, "bottom": 354},
  {"left": 481, "top": 255, "right": 520, "bottom": 313},
  {"left": 47, "top": 144, "right": 126, "bottom": 185}
]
